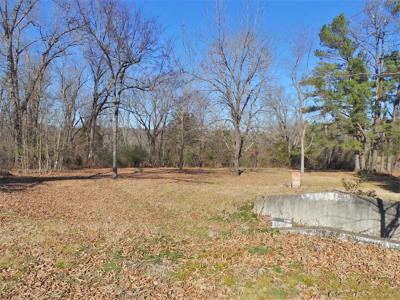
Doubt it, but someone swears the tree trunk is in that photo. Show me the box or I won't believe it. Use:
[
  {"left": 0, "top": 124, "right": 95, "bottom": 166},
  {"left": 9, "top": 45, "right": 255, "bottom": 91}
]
[
  {"left": 112, "top": 100, "right": 119, "bottom": 179},
  {"left": 178, "top": 146, "right": 184, "bottom": 170},
  {"left": 178, "top": 113, "right": 185, "bottom": 170},
  {"left": 45, "top": 110, "right": 50, "bottom": 171},
  {"left": 360, "top": 152, "right": 366, "bottom": 170},
  {"left": 233, "top": 127, "right": 243, "bottom": 176},
  {"left": 38, "top": 127, "right": 42, "bottom": 173},
  {"left": 54, "top": 128, "right": 62, "bottom": 170},
  {"left": 300, "top": 125, "right": 305, "bottom": 174},
  {"left": 13, "top": 108, "right": 23, "bottom": 167},
  {"left": 5, "top": 33, "right": 23, "bottom": 168},
  {"left": 380, "top": 152, "right": 385, "bottom": 174},
  {"left": 371, "top": 30, "right": 384, "bottom": 175},
  {"left": 387, "top": 85, "right": 400, "bottom": 176},
  {"left": 149, "top": 135, "right": 157, "bottom": 166},
  {"left": 87, "top": 117, "right": 96, "bottom": 167},
  {"left": 387, "top": 155, "right": 392, "bottom": 175},
  {"left": 354, "top": 153, "right": 360, "bottom": 172},
  {"left": 371, "top": 148, "right": 378, "bottom": 173}
]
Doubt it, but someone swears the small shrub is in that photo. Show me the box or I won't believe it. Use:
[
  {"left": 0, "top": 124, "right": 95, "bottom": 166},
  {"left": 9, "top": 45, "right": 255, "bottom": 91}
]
[
  {"left": 210, "top": 204, "right": 257, "bottom": 224},
  {"left": 119, "top": 145, "right": 148, "bottom": 167},
  {"left": 342, "top": 177, "right": 379, "bottom": 198},
  {"left": 356, "top": 169, "right": 369, "bottom": 182},
  {"left": 230, "top": 204, "right": 257, "bottom": 222},
  {"left": 341, "top": 178, "right": 362, "bottom": 193}
]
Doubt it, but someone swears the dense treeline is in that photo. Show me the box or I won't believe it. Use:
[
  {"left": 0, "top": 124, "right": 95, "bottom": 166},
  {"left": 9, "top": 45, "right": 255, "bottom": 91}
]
[{"left": 0, "top": 0, "right": 399, "bottom": 176}]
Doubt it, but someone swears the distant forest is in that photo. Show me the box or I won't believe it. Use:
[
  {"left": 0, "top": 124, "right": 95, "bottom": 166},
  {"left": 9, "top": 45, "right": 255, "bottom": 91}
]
[{"left": 0, "top": 0, "right": 399, "bottom": 177}]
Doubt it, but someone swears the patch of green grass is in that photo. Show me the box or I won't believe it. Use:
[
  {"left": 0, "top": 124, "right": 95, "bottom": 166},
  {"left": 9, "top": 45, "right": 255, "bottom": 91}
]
[
  {"left": 55, "top": 261, "right": 66, "bottom": 269},
  {"left": 248, "top": 246, "right": 271, "bottom": 255},
  {"left": 210, "top": 203, "right": 258, "bottom": 225},
  {"left": 103, "top": 250, "right": 125, "bottom": 273},
  {"left": 171, "top": 270, "right": 190, "bottom": 281},
  {"left": 313, "top": 271, "right": 400, "bottom": 299},
  {"left": 209, "top": 215, "right": 227, "bottom": 222},
  {"left": 112, "top": 250, "right": 125, "bottom": 261},
  {"left": 272, "top": 287, "right": 286, "bottom": 299},
  {"left": 104, "top": 260, "right": 122, "bottom": 273},
  {"left": 243, "top": 274, "right": 274, "bottom": 299},
  {"left": 242, "top": 263, "right": 309, "bottom": 299},
  {"left": 224, "top": 275, "right": 236, "bottom": 287},
  {"left": 213, "top": 262, "right": 229, "bottom": 270},
  {"left": 254, "top": 227, "right": 278, "bottom": 234},
  {"left": 144, "top": 250, "right": 184, "bottom": 264},
  {"left": 230, "top": 204, "right": 257, "bottom": 222},
  {"left": 172, "top": 261, "right": 209, "bottom": 280}
]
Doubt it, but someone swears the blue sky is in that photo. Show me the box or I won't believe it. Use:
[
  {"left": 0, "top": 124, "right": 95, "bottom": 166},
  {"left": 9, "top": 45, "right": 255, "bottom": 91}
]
[
  {"left": 142, "top": 0, "right": 366, "bottom": 86},
  {"left": 143, "top": 0, "right": 364, "bottom": 38}
]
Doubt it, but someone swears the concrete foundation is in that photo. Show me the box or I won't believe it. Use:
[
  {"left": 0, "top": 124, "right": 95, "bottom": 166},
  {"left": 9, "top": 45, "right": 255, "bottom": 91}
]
[
  {"left": 279, "top": 226, "right": 400, "bottom": 250},
  {"left": 254, "top": 191, "right": 400, "bottom": 241}
]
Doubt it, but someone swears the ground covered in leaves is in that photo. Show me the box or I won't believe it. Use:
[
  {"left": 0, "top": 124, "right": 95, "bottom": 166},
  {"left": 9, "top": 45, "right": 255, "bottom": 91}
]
[{"left": 1, "top": 168, "right": 400, "bottom": 299}]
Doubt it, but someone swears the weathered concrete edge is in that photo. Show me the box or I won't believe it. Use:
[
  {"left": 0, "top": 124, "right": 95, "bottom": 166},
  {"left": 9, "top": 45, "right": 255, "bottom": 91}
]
[
  {"left": 254, "top": 190, "right": 377, "bottom": 205},
  {"left": 278, "top": 226, "right": 400, "bottom": 250}
]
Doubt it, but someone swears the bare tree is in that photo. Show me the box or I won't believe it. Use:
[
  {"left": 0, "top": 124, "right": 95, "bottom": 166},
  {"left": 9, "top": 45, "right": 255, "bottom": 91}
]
[
  {"left": 81, "top": 44, "right": 110, "bottom": 167},
  {"left": 198, "top": 3, "right": 270, "bottom": 175},
  {"left": 0, "top": 0, "right": 39, "bottom": 166},
  {"left": 265, "top": 88, "right": 298, "bottom": 163},
  {"left": 0, "top": 0, "right": 81, "bottom": 169},
  {"left": 288, "top": 31, "right": 313, "bottom": 174},
  {"left": 128, "top": 80, "right": 177, "bottom": 166},
  {"left": 170, "top": 89, "right": 204, "bottom": 170},
  {"left": 78, "top": 0, "right": 160, "bottom": 178},
  {"left": 53, "top": 65, "right": 84, "bottom": 170}
]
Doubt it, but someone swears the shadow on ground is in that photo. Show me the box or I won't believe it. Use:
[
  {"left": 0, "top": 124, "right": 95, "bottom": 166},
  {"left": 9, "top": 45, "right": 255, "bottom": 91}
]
[
  {"left": 0, "top": 173, "right": 103, "bottom": 192},
  {"left": 0, "top": 168, "right": 218, "bottom": 193},
  {"left": 368, "top": 174, "right": 400, "bottom": 194}
]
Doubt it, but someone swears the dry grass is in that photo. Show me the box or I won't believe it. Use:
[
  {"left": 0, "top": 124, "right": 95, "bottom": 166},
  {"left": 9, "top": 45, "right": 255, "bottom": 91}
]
[{"left": 0, "top": 168, "right": 399, "bottom": 299}]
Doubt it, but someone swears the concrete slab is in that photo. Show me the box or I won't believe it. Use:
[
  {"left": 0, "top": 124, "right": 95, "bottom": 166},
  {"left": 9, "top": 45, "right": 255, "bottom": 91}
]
[{"left": 254, "top": 191, "right": 400, "bottom": 240}]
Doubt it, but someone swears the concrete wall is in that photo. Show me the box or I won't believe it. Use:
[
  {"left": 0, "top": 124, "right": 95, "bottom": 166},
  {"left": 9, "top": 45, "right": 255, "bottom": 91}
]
[{"left": 254, "top": 191, "right": 400, "bottom": 240}]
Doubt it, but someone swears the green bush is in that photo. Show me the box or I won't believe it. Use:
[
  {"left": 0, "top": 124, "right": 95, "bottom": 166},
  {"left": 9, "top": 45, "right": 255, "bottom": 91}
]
[
  {"left": 356, "top": 169, "right": 369, "bottom": 181},
  {"left": 119, "top": 145, "right": 148, "bottom": 167}
]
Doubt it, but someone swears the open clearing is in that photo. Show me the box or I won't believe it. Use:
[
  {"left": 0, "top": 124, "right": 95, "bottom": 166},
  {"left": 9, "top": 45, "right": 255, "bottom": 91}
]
[{"left": 1, "top": 168, "right": 400, "bottom": 299}]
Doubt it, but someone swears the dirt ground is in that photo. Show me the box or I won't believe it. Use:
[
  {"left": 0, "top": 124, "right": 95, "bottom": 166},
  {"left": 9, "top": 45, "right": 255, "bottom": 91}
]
[{"left": 1, "top": 168, "right": 400, "bottom": 299}]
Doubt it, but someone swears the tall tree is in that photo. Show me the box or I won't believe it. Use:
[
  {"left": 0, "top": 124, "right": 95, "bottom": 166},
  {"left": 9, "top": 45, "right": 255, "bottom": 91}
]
[
  {"left": 265, "top": 88, "right": 298, "bottom": 166},
  {"left": 78, "top": 0, "right": 160, "bottom": 178},
  {"left": 168, "top": 90, "right": 200, "bottom": 170},
  {"left": 305, "top": 14, "right": 371, "bottom": 171},
  {"left": 198, "top": 3, "right": 270, "bottom": 175},
  {"left": 128, "top": 79, "right": 177, "bottom": 166},
  {"left": 0, "top": 0, "right": 38, "bottom": 166},
  {"left": 0, "top": 0, "right": 81, "bottom": 169},
  {"left": 383, "top": 51, "right": 400, "bottom": 174},
  {"left": 289, "top": 31, "right": 313, "bottom": 174},
  {"left": 81, "top": 44, "right": 110, "bottom": 167},
  {"left": 356, "top": 0, "right": 397, "bottom": 171}
]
